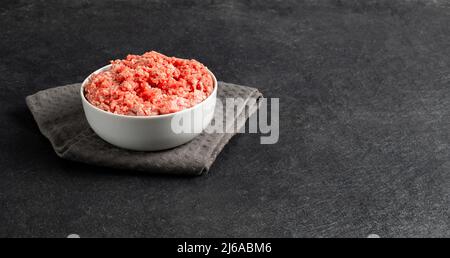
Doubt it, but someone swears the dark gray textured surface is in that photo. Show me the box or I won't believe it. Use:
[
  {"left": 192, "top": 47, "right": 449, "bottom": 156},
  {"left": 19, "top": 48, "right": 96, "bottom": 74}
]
[{"left": 0, "top": 0, "right": 449, "bottom": 237}]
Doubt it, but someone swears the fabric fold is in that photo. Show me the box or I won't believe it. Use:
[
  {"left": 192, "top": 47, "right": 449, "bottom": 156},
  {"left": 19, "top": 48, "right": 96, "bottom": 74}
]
[{"left": 26, "top": 82, "right": 263, "bottom": 176}]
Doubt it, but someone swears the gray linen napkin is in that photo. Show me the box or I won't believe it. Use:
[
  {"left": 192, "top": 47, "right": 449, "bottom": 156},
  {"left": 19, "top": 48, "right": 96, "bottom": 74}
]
[{"left": 26, "top": 82, "right": 263, "bottom": 176}]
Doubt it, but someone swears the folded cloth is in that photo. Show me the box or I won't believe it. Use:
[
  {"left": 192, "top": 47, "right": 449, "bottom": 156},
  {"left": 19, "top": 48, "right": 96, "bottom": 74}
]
[{"left": 26, "top": 82, "right": 263, "bottom": 176}]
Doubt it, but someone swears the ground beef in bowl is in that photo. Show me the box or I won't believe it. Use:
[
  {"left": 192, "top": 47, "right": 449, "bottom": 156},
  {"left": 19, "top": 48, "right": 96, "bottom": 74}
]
[{"left": 84, "top": 51, "right": 214, "bottom": 116}]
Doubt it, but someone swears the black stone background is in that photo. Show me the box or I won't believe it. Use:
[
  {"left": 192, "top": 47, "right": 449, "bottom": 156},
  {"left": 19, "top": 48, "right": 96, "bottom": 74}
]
[{"left": 1, "top": 0, "right": 449, "bottom": 237}]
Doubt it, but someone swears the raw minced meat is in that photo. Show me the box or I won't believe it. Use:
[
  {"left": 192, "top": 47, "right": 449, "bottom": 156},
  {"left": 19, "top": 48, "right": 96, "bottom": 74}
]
[{"left": 84, "top": 51, "right": 214, "bottom": 116}]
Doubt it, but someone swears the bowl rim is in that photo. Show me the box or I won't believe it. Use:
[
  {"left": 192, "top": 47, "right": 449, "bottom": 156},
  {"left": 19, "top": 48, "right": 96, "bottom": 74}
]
[{"left": 80, "top": 64, "right": 218, "bottom": 120}]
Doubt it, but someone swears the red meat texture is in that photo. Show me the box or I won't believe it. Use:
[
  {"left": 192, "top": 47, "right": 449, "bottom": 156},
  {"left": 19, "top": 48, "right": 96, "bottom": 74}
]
[{"left": 84, "top": 51, "right": 214, "bottom": 116}]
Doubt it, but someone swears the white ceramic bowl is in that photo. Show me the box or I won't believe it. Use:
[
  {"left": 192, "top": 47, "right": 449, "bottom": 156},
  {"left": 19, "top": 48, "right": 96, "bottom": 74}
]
[{"left": 80, "top": 65, "right": 217, "bottom": 151}]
